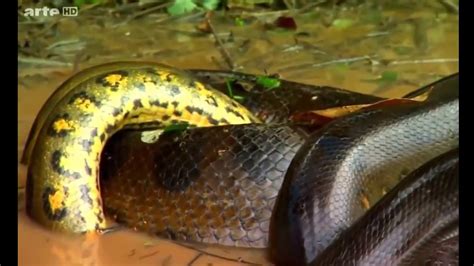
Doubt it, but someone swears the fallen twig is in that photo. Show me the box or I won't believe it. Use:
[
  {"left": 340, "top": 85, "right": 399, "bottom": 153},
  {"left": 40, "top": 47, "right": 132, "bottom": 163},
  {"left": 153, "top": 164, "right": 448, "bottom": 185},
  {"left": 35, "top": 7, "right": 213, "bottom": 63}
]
[
  {"left": 175, "top": 242, "right": 261, "bottom": 265},
  {"left": 206, "top": 14, "right": 236, "bottom": 70},
  {"left": 125, "top": 2, "right": 171, "bottom": 23},
  {"left": 278, "top": 55, "right": 372, "bottom": 72},
  {"left": 31, "top": 18, "right": 61, "bottom": 39},
  {"left": 19, "top": 57, "right": 73, "bottom": 67},
  {"left": 186, "top": 253, "right": 203, "bottom": 266},
  {"left": 388, "top": 58, "right": 458, "bottom": 65},
  {"left": 365, "top": 31, "right": 390, "bottom": 38},
  {"left": 139, "top": 250, "right": 159, "bottom": 260},
  {"left": 437, "top": 0, "right": 459, "bottom": 14},
  {"left": 155, "top": 11, "right": 206, "bottom": 24}
]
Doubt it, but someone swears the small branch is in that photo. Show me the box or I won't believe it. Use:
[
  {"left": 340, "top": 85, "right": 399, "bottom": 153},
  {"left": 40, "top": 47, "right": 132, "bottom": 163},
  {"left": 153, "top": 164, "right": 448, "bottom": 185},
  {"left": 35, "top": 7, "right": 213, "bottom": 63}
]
[
  {"left": 278, "top": 55, "right": 372, "bottom": 72},
  {"left": 388, "top": 58, "right": 458, "bottom": 65},
  {"left": 155, "top": 11, "right": 206, "bottom": 24},
  {"left": 206, "top": 15, "right": 236, "bottom": 71},
  {"left": 31, "top": 18, "right": 60, "bottom": 38},
  {"left": 437, "top": 0, "right": 459, "bottom": 14},
  {"left": 175, "top": 242, "right": 261, "bottom": 265},
  {"left": 125, "top": 2, "right": 171, "bottom": 22},
  {"left": 365, "top": 31, "right": 390, "bottom": 38},
  {"left": 186, "top": 253, "right": 203, "bottom": 266},
  {"left": 19, "top": 57, "right": 73, "bottom": 67},
  {"left": 139, "top": 250, "right": 159, "bottom": 260},
  {"left": 97, "top": 224, "right": 124, "bottom": 235},
  {"left": 296, "top": 0, "right": 331, "bottom": 13}
]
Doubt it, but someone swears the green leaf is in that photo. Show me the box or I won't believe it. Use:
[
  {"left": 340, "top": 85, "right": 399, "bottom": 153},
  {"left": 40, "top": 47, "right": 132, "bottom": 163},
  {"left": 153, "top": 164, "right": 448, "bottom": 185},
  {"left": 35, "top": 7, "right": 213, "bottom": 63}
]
[
  {"left": 362, "top": 71, "right": 399, "bottom": 84},
  {"left": 225, "top": 78, "right": 235, "bottom": 98},
  {"left": 201, "top": 0, "right": 219, "bottom": 10},
  {"left": 167, "top": 0, "right": 197, "bottom": 16},
  {"left": 256, "top": 76, "right": 281, "bottom": 90},
  {"left": 380, "top": 71, "right": 398, "bottom": 82},
  {"left": 234, "top": 17, "right": 245, "bottom": 27},
  {"left": 225, "top": 78, "right": 245, "bottom": 101},
  {"left": 232, "top": 95, "right": 245, "bottom": 102},
  {"left": 332, "top": 19, "right": 354, "bottom": 29},
  {"left": 163, "top": 122, "right": 189, "bottom": 133}
]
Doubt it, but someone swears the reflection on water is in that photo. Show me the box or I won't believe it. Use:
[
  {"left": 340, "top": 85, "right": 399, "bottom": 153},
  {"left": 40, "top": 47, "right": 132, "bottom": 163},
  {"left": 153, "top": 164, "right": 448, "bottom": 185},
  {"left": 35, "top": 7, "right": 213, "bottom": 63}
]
[{"left": 18, "top": 2, "right": 457, "bottom": 265}]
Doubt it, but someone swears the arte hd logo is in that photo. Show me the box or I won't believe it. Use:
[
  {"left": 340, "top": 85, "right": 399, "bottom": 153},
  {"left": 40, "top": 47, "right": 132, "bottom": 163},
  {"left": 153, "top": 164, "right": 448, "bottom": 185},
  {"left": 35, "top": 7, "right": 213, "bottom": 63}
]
[{"left": 23, "top": 6, "right": 78, "bottom": 17}]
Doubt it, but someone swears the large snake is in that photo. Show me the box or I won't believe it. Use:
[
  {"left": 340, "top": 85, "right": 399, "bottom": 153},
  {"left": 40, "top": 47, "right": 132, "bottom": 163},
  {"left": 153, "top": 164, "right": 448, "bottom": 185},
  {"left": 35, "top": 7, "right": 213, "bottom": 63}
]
[{"left": 21, "top": 61, "right": 459, "bottom": 265}]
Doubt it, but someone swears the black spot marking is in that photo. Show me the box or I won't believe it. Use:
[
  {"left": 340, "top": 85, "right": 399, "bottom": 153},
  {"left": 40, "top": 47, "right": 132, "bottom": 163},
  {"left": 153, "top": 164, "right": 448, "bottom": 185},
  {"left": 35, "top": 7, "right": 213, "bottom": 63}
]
[
  {"left": 123, "top": 111, "right": 130, "bottom": 119},
  {"left": 76, "top": 212, "right": 86, "bottom": 224},
  {"left": 162, "top": 115, "right": 171, "bottom": 121},
  {"left": 145, "top": 68, "right": 158, "bottom": 75},
  {"left": 135, "top": 121, "right": 161, "bottom": 128},
  {"left": 171, "top": 101, "right": 179, "bottom": 108},
  {"left": 111, "top": 107, "right": 122, "bottom": 117},
  {"left": 95, "top": 224, "right": 101, "bottom": 230},
  {"left": 105, "top": 124, "right": 115, "bottom": 135},
  {"left": 79, "top": 185, "right": 93, "bottom": 206},
  {"left": 42, "top": 187, "right": 67, "bottom": 221},
  {"left": 113, "top": 70, "right": 129, "bottom": 77},
  {"left": 206, "top": 96, "right": 218, "bottom": 107},
  {"left": 68, "top": 91, "right": 99, "bottom": 107},
  {"left": 95, "top": 71, "right": 129, "bottom": 84},
  {"left": 80, "top": 139, "right": 94, "bottom": 153},
  {"left": 84, "top": 160, "right": 92, "bottom": 176},
  {"left": 185, "top": 106, "right": 204, "bottom": 115},
  {"left": 231, "top": 101, "right": 239, "bottom": 108},
  {"left": 150, "top": 100, "right": 169, "bottom": 109},
  {"left": 165, "top": 73, "right": 173, "bottom": 82},
  {"left": 91, "top": 128, "right": 98, "bottom": 138},
  {"left": 51, "top": 150, "right": 81, "bottom": 179},
  {"left": 51, "top": 151, "right": 63, "bottom": 174},
  {"left": 225, "top": 107, "right": 245, "bottom": 120},
  {"left": 173, "top": 110, "right": 182, "bottom": 116},
  {"left": 207, "top": 116, "right": 220, "bottom": 126},
  {"left": 220, "top": 118, "right": 230, "bottom": 124},
  {"left": 133, "top": 99, "right": 144, "bottom": 109},
  {"left": 170, "top": 85, "right": 181, "bottom": 96},
  {"left": 97, "top": 214, "right": 104, "bottom": 224},
  {"left": 99, "top": 133, "right": 106, "bottom": 142},
  {"left": 47, "top": 114, "right": 74, "bottom": 137},
  {"left": 96, "top": 71, "right": 129, "bottom": 90},
  {"left": 136, "top": 83, "right": 146, "bottom": 91}
]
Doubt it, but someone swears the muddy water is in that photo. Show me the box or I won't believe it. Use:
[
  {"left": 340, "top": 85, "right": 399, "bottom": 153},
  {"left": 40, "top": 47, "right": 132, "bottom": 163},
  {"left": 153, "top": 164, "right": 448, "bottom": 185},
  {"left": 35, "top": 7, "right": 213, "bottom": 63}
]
[{"left": 19, "top": 3, "right": 458, "bottom": 266}]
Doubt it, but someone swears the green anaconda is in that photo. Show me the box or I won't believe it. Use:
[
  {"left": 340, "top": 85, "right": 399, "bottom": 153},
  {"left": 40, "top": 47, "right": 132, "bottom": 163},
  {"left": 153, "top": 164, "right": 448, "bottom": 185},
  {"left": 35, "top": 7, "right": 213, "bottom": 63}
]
[{"left": 21, "top": 62, "right": 459, "bottom": 265}]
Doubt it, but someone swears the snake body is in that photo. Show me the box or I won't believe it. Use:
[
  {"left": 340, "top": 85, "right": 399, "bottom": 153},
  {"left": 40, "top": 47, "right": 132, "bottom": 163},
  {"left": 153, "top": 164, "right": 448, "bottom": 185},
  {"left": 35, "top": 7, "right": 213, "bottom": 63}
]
[
  {"left": 23, "top": 61, "right": 459, "bottom": 264},
  {"left": 25, "top": 62, "right": 260, "bottom": 233},
  {"left": 310, "top": 148, "right": 459, "bottom": 265},
  {"left": 271, "top": 74, "right": 458, "bottom": 264}
]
